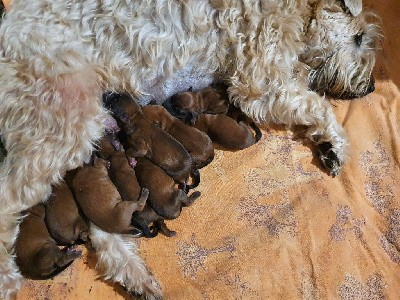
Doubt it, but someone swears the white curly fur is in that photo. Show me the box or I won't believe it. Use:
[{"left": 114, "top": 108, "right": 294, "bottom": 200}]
[
  {"left": 89, "top": 223, "right": 162, "bottom": 300},
  {"left": 0, "top": 0, "right": 378, "bottom": 298}
]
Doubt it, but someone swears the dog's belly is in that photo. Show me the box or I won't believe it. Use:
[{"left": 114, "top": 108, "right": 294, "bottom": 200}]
[{"left": 138, "top": 65, "right": 215, "bottom": 105}]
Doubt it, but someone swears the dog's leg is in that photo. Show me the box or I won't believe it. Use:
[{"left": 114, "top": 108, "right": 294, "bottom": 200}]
[
  {"left": 275, "top": 90, "right": 348, "bottom": 176},
  {"left": 89, "top": 223, "right": 163, "bottom": 300},
  {"left": 0, "top": 66, "right": 105, "bottom": 298},
  {"left": 232, "top": 86, "right": 348, "bottom": 176},
  {"left": 0, "top": 214, "right": 24, "bottom": 300}
]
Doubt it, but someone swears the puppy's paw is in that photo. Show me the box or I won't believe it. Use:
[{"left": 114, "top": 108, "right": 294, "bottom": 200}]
[{"left": 317, "top": 142, "right": 342, "bottom": 177}]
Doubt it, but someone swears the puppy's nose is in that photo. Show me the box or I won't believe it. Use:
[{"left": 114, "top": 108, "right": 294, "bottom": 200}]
[{"left": 367, "top": 77, "right": 375, "bottom": 94}]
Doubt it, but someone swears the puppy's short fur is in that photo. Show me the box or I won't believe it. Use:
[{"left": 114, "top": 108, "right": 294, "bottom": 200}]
[
  {"left": 45, "top": 182, "right": 89, "bottom": 245},
  {"left": 135, "top": 157, "right": 201, "bottom": 220},
  {"left": 103, "top": 92, "right": 193, "bottom": 184},
  {"left": 164, "top": 86, "right": 230, "bottom": 123},
  {"left": 108, "top": 152, "right": 149, "bottom": 203},
  {"left": 15, "top": 204, "right": 82, "bottom": 279},
  {"left": 192, "top": 110, "right": 261, "bottom": 150},
  {"left": 71, "top": 156, "right": 147, "bottom": 234},
  {"left": 142, "top": 105, "right": 214, "bottom": 169}
]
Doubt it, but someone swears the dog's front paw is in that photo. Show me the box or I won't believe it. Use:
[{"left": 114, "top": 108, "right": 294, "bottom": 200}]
[{"left": 317, "top": 142, "right": 343, "bottom": 177}]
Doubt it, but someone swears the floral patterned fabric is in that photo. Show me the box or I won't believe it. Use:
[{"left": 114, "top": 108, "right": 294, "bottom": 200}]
[{"left": 16, "top": 1, "right": 400, "bottom": 299}]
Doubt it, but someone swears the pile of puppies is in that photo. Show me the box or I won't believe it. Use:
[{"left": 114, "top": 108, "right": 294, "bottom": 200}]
[{"left": 15, "top": 85, "right": 262, "bottom": 280}]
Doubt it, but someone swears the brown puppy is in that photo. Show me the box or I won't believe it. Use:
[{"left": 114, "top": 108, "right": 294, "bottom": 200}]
[
  {"left": 71, "top": 156, "right": 148, "bottom": 234},
  {"left": 134, "top": 157, "right": 200, "bottom": 221},
  {"left": 103, "top": 92, "right": 192, "bottom": 184},
  {"left": 192, "top": 109, "right": 262, "bottom": 150},
  {"left": 164, "top": 85, "right": 230, "bottom": 123},
  {"left": 45, "top": 182, "right": 89, "bottom": 245},
  {"left": 15, "top": 204, "right": 82, "bottom": 279},
  {"left": 142, "top": 105, "right": 214, "bottom": 170}
]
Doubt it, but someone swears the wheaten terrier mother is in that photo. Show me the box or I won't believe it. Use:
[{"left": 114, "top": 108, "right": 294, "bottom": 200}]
[{"left": 0, "top": 0, "right": 378, "bottom": 298}]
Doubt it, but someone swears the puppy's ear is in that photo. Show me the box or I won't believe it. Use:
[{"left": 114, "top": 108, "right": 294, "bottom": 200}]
[{"left": 343, "top": 0, "right": 362, "bottom": 17}]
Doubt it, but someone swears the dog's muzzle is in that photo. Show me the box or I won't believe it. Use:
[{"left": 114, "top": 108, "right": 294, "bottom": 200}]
[{"left": 339, "top": 76, "right": 376, "bottom": 100}]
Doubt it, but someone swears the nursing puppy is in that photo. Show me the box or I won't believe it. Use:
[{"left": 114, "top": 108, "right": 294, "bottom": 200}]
[
  {"left": 97, "top": 130, "right": 148, "bottom": 202},
  {"left": 135, "top": 157, "right": 201, "bottom": 220},
  {"left": 109, "top": 152, "right": 149, "bottom": 203},
  {"left": 45, "top": 182, "right": 89, "bottom": 245},
  {"left": 103, "top": 92, "right": 193, "bottom": 184},
  {"left": 71, "top": 156, "right": 148, "bottom": 234},
  {"left": 15, "top": 204, "right": 82, "bottom": 280},
  {"left": 164, "top": 85, "right": 230, "bottom": 124},
  {"left": 142, "top": 105, "right": 214, "bottom": 169},
  {"left": 191, "top": 114, "right": 257, "bottom": 150}
]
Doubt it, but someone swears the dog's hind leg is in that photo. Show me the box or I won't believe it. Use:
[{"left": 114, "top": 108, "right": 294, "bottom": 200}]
[
  {"left": 89, "top": 223, "right": 163, "bottom": 299},
  {"left": 0, "top": 66, "right": 105, "bottom": 298}
]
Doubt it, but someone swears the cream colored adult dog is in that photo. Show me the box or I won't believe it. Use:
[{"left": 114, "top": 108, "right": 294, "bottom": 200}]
[{"left": 0, "top": 0, "right": 378, "bottom": 298}]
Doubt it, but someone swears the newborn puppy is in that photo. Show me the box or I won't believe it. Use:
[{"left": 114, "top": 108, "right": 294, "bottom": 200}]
[
  {"left": 142, "top": 105, "right": 214, "bottom": 170},
  {"left": 45, "top": 182, "right": 89, "bottom": 245},
  {"left": 131, "top": 205, "right": 177, "bottom": 238},
  {"left": 15, "top": 204, "right": 82, "bottom": 279},
  {"left": 192, "top": 109, "right": 262, "bottom": 150},
  {"left": 71, "top": 156, "right": 148, "bottom": 234},
  {"left": 135, "top": 157, "right": 200, "bottom": 220},
  {"left": 103, "top": 92, "right": 192, "bottom": 184},
  {"left": 164, "top": 85, "right": 230, "bottom": 123},
  {"left": 108, "top": 152, "right": 149, "bottom": 203}
]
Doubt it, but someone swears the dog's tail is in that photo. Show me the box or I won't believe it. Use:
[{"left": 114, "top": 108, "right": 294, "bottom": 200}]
[{"left": 89, "top": 223, "right": 163, "bottom": 298}]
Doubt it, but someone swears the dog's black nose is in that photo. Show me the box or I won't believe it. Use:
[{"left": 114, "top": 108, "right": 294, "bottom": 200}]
[{"left": 367, "top": 77, "right": 375, "bottom": 94}]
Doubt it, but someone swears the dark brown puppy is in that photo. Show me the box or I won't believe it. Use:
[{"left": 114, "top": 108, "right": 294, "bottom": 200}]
[
  {"left": 142, "top": 105, "right": 214, "bottom": 170},
  {"left": 71, "top": 156, "right": 148, "bottom": 234},
  {"left": 45, "top": 182, "right": 89, "bottom": 245},
  {"left": 103, "top": 92, "right": 192, "bottom": 184},
  {"left": 192, "top": 111, "right": 262, "bottom": 150},
  {"left": 15, "top": 204, "right": 82, "bottom": 279},
  {"left": 134, "top": 157, "right": 200, "bottom": 221},
  {"left": 165, "top": 86, "right": 230, "bottom": 123}
]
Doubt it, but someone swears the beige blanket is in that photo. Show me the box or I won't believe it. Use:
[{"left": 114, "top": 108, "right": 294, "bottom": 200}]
[{"left": 16, "top": 1, "right": 400, "bottom": 299}]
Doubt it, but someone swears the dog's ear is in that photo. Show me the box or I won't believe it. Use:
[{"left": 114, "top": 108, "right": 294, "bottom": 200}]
[{"left": 343, "top": 0, "right": 362, "bottom": 17}]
